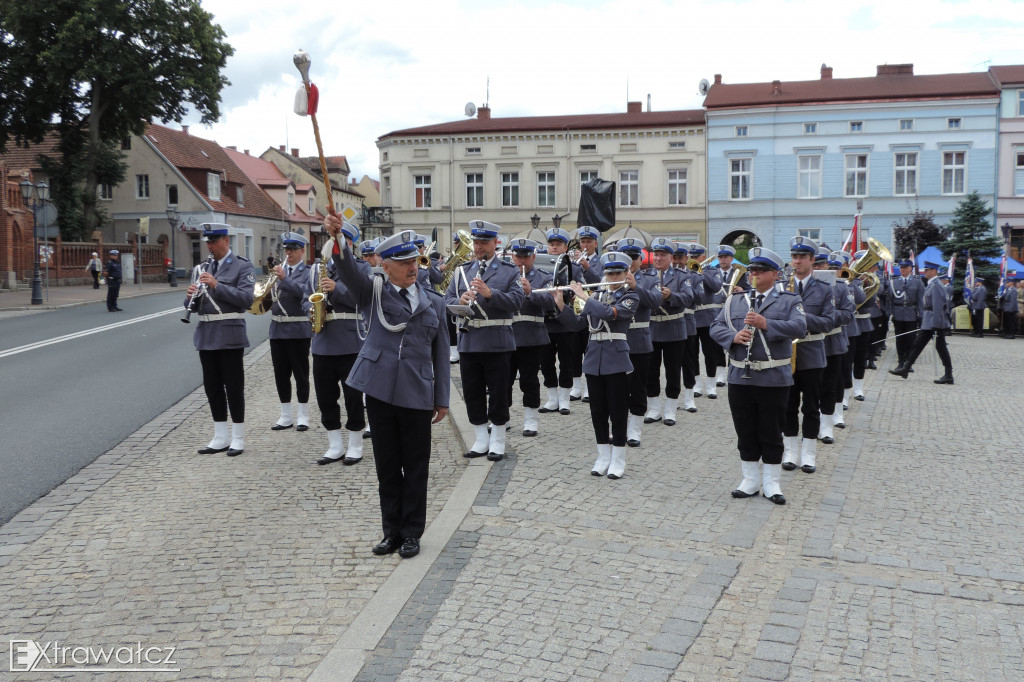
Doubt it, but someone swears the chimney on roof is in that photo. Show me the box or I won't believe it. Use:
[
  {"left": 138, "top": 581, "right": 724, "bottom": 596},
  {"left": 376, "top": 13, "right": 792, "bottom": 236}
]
[
  {"left": 182, "top": 125, "right": 189, "bottom": 135},
  {"left": 477, "top": 106, "right": 491, "bottom": 120},
  {"left": 627, "top": 101, "right": 642, "bottom": 114},
  {"left": 291, "top": 148, "right": 299, "bottom": 157},
  {"left": 877, "top": 64, "right": 914, "bottom": 76},
  {"left": 226, "top": 145, "right": 236, "bottom": 151},
  {"left": 821, "top": 64, "right": 833, "bottom": 80},
  {"left": 771, "top": 80, "right": 782, "bottom": 95},
  {"left": 244, "top": 149, "right": 249, "bottom": 155},
  {"left": 714, "top": 74, "right": 722, "bottom": 85},
  {"left": 279, "top": 145, "right": 285, "bottom": 152}
]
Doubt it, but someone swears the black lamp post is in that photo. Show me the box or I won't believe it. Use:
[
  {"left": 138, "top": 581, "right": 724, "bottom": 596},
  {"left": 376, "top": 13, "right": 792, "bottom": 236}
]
[
  {"left": 530, "top": 214, "right": 540, "bottom": 230},
  {"left": 19, "top": 179, "right": 47, "bottom": 305},
  {"left": 551, "top": 214, "right": 563, "bottom": 230},
  {"left": 1001, "top": 222, "right": 1012, "bottom": 244},
  {"left": 165, "top": 206, "right": 179, "bottom": 287}
]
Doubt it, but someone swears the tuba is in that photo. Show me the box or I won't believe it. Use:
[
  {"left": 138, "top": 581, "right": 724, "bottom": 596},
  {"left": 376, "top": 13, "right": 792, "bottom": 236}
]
[
  {"left": 437, "top": 230, "right": 474, "bottom": 292},
  {"left": 308, "top": 259, "right": 328, "bottom": 333},
  {"left": 850, "top": 238, "right": 893, "bottom": 309},
  {"left": 248, "top": 272, "right": 278, "bottom": 314}
]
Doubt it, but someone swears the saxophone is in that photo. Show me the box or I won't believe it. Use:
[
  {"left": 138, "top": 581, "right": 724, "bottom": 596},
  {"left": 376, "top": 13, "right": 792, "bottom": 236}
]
[{"left": 308, "top": 259, "right": 328, "bottom": 333}]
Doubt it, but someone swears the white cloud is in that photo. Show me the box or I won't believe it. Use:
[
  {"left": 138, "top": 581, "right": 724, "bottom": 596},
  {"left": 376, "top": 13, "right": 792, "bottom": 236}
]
[{"left": 188, "top": 0, "right": 1023, "bottom": 183}]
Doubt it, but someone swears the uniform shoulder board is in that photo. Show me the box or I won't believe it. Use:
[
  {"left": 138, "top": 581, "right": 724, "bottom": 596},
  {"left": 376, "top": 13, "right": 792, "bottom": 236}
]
[
  {"left": 423, "top": 286, "right": 442, "bottom": 297},
  {"left": 535, "top": 267, "right": 552, "bottom": 275},
  {"left": 779, "top": 289, "right": 800, "bottom": 297},
  {"left": 237, "top": 256, "right": 251, "bottom": 262}
]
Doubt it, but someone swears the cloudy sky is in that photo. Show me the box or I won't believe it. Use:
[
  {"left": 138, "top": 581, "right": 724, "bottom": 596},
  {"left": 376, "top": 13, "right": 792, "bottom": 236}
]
[{"left": 188, "top": 0, "right": 1024, "bottom": 183}]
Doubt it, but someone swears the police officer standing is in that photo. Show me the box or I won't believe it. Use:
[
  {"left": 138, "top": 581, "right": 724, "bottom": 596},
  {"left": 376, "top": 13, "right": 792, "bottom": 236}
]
[
  {"left": 187, "top": 224, "right": 256, "bottom": 457},
  {"left": 999, "top": 280, "right": 1019, "bottom": 339},
  {"left": 710, "top": 248, "right": 807, "bottom": 505},
  {"left": 106, "top": 249, "right": 123, "bottom": 311},
  {"left": 710, "top": 245, "right": 748, "bottom": 389},
  {"left": 890, "top": 261, "right": 954, "bottom": 384},
  {"left": 268, "top": 232, "right": 313, "bottom": 432},
  {"left": 889, "top": 258, "right": 925, "bottom": 366},
  {"left": 968, "top": 279, "right": 987, "bottom": 337},
  {"left": 540, "top": 226, "right": 586, "bottom": 412},
  {"left": 817, "top": 250, "right": 855, "bottom": 444},
  {"left": 445, "top": 221, "right": 525, "bottom": 461},
  {"left": 644, "top": 237, "right": 694, "bottom": 426},
  {"left": 325, "top": 219, "right": 450, "bottom": 560}
]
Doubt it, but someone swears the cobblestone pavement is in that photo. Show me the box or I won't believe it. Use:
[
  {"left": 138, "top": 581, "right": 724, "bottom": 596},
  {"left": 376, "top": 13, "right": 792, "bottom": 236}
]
[{"left": 1, "top": 334, "right": 1022, "bottom": 680}]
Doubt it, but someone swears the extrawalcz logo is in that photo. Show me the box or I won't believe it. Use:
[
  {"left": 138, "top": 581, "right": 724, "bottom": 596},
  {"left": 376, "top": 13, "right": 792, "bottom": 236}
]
[{"left": 10, "top": 639, "right": 179, "bottom": 673}]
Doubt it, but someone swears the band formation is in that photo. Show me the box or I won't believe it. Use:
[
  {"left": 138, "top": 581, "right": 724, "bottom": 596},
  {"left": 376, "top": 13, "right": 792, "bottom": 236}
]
[{"left": 182, "top": 217, "right": 969, "bottom": 558}]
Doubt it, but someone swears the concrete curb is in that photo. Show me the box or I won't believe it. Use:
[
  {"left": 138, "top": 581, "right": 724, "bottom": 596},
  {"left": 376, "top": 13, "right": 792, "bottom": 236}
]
[{"left": 0, "top": 286, "right": 175, "bottom": 312}]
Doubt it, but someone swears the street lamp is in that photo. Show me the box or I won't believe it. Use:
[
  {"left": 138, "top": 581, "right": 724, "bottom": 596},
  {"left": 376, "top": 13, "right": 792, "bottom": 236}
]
[
  {"left": 165, "top": 206, "right": 179, "bottom": 287},
  {"left": 1001, "top": 222, "right": 1012, "bottom": 244},
  {"left": 19, "top": 179, "right": 48, "bottom": 305}
]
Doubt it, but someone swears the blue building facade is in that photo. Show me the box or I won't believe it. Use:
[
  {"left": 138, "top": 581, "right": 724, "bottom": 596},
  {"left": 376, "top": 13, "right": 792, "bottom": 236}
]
[{"left": 704, "top": 66, "right": 1000, "bottom": 255}]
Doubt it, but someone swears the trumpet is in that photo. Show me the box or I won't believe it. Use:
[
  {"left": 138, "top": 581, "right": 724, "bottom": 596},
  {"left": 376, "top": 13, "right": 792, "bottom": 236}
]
[
  {"left": 182, "top": 256, "right": 214, "bottom": 323},
  {"left": 308, "top": 260, "right": 328, "bottom": 333}
]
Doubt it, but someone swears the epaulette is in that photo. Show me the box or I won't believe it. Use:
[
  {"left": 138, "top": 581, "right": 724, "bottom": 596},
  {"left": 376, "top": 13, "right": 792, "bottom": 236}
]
[
  {"left": 237, "top": 256, "right": 251, "bottom": 262},
  {"left": 779, "top": 289, "right": 801, "bottom": 297},
  {"left": 535, "top": 267, "right": 552, "bottom": 275},
  {"left": 423, "top": 287, "right": 443, "bottom": 297}
]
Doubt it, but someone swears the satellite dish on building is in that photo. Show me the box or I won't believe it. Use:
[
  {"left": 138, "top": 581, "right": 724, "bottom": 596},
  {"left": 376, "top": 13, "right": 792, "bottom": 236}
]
[
  {"left": 698, "top": 79, "right": 711, "bottom": 96},
  {"left": 464, "top": 102, "right": 477, "bottom": 118}
]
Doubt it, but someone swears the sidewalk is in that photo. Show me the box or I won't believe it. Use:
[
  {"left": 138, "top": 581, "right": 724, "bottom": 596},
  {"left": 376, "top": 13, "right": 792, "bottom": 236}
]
[
  {"left": 1, "top": 336, "right": 1021, "bottom": 680},
  {"left": 0, "top": 281, "right": 177, "bottom": 312}
]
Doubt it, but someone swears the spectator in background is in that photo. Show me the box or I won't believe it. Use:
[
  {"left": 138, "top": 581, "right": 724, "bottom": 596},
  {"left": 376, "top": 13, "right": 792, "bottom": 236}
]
[{"left": 85, "top": 251, "right": 102, "bottom": 289}]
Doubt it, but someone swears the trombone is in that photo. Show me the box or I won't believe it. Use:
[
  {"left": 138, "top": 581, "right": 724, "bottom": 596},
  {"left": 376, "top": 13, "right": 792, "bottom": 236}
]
[{"left": 531, "top": 281, "right": 621, "bottom": 294}]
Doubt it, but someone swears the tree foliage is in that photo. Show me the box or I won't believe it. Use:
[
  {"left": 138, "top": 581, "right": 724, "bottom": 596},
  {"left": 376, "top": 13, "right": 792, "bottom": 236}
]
[
  {"left": 892, "top": 207, "right": 945, "bottom": 260},
  {"left": 0, "top": 0, "right": 233, "bottom": 238},
  {"left": 941, "top": 191, "right": 1005, "bottom": 308}
]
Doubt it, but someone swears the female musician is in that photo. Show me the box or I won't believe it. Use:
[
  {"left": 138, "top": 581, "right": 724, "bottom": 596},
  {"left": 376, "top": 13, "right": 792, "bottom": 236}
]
[{"left": 552, "top": 252, "right": 638, "bottom": 479}]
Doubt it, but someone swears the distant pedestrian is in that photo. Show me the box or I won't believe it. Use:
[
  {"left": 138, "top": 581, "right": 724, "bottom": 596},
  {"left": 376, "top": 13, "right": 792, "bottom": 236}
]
[
  {"left": 968, "top": 279, "right": 987, "bottom": 337},
  {"left": 999, "top": 281, "right": 1018, "bottom": 339},
  {"left": 105, "top": 250, "right": 122, "bottom": 311},
  {"left": 85, "top": 252, "right": 102, "bottom": 289}
]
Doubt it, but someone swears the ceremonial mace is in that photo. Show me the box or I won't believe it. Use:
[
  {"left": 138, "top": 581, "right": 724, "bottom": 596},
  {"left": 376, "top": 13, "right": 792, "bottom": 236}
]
[{"left": 293, "top": 50, "right": 343, "bottom": 259}]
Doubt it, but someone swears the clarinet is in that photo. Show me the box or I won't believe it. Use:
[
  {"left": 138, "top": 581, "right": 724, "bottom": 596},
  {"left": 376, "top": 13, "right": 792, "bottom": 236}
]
[
  {"left": 182, "top": 255, "right": 214, "bottom": 323},
  {"left": 741, "top": 292, "right": 758, "bottom": 379}
]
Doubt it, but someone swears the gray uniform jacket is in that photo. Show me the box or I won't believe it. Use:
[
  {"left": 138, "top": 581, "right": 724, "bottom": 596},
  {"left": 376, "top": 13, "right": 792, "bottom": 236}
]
[
  {"left": 969, "top": 283, "right": 987, "bottom": 311},
  {"left": 845, "top": 279, "right": 866, "bottom": 338},
  {"left": 877, "top": 274, "right": 892, "bottom": 316},
  {"left": 889, "top": 275, "right": 925, "bottom": 322},
  {"left": 416, "top": 259, "right": 444, "bottom": 288},
  {"left": 626, "top": 270, "right": 663, "bottom": 355},
  {"left": 694, "top": 268, "right": 725, "bottom": 328},
  {"left": 851, "top": 279, "right": 874, "bottom": 334},
  {"left": 791, "top": 276, "right": 835, "bottom": 371},
  {"left": 333, "top": 245, "right": 450, "bottom": 411},
  {"left": 709, "top": 289, "right": 807, "bottom": 388},
  {"left": 311, "top": 259, "right": 371, "bottom": 356},
  {"left": 825, "top": 280, "right": 854, "bottom": 357},
  {"left": 715, "top": 266, "right": 750, "bottom": 301},
  {"left": 648, "top": 267, "right": 695, "bottom": 342},
  {"left": 188, "top": 252, "right": 255, "bottom": 351},
  {"left": 579, "top": 287, "right": 639, "bottom": 375},
  {"left": 542, "top": 260, "right": 587, "bottom": 334},
  {"left": 513, "top": 267, "right": 556, "bottom": 348},
  {"left": 106, "top": 259, "right": 122, "bottom": 281},
  {"left": 921, "top": 277, "right": 952, "bottom": 331},
  {"left": 582, "top": 252, "right": 603, "bottom": 284},
  {"left": 999, "top": 286, "right": 1018, "bottom": 312},
  {"left": 444, "top": 258, "right": 526, "bottom": 353},
  {"left": 269, "top": 262, "right": 313, "bottom": 340},
  {"left": 676, "top": 268, "right": 707, "bottom": 336}
]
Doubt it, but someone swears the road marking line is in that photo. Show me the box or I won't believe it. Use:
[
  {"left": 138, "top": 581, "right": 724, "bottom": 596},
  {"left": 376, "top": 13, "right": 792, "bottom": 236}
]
[{"left": 0, "top": 308, "right": 182, "bottom": 358}]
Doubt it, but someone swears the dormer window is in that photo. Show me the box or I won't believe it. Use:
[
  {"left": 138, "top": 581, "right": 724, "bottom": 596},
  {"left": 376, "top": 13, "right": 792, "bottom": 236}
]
[
  {"left": 287, "top": 192, "right": 294, "bottom": 214},
  {"left": 308, "top": 196, "right": 314, "bottom": 213},
  {"left": 207, "top": 173, "right": 221, "bottom": 201},
  {"left": 236, "top": 186, "right": 244, "bottom": 206}
]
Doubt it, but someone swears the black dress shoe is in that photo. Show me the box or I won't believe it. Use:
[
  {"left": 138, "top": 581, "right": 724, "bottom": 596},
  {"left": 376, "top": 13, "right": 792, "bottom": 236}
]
[
  {"left": 114, "top": 307, "right": 124, "bottom": 311},
  {"left": 627, "top": 439, "right": 640, "bottom": 448},
  {"left": 463, "top": 450, "right": 488, "bottom": 459},
  {"left": 707, "top": 394, "right": 717, "bottom": 400},
  {"left": 663, "top": 418, "right": 676, "bottom": 426},
  {"left": 271, "top": 423, "right": 294, "bottom": 431},
  {"left": 933, "top": 375, "right": 954, "bottom": 385},
  {"left": 582, "top": 396, "right": 590, "bottom": 403},
  {"left": 197, "top": 445, "right": 229, "bottom": 454},
  {"left": 643, "top": 416, "right": 661, "bottom": 424},
  {"left": 607, "top": 473, "right": 621, "bottom": 480},
  {"left": 486, "top": 452, "right": 504, "bottom": 462},
  {"left": 398, "top": 537, "right": 420, "bottom": 558},
  {"left": 559, "top": 407, "right": 570, "bottom": 415},
  {"left": 854, "top": 394, "right": 865, "bottom": 401},
  {"left": 716, "top": 381, "right": 726, "bottom": 387},
  {"left": 362, "top": 431, "right": 371, "bottom": 439},
  {"left": 693, "top": 390, "right": 702, "bottom": 397},
  {"left": 781, "top": 462, "right": 797, "bottom": 471},
  {"left": 522, "top": 430, "right": 537, "bottom": 437},
  {"left": 538, "top": 406, "right": 556, "bottom": 413},
  {"left": 316, "top": 456, "right": 343, "bottom": 465},
  {"left": 801, "top": 465, "right": 816, "bottom": 473},
  {"left": 569, "top": 394, "right": 581, "bottom": 401},
  {"left": 820, "top": 436, "right": 834, "bottom": 444},
  {"left": 866, "top": 360, "right": 877, "bottom": 370},
  {"left": 372, "top": 536, "right": 402, "bottom": 555},
  {"left": 296, "top": 424, "right": 309, "bottom": 432},
  {"left": 685, "top": 406, "right": 697, "bottom": 414},
  {"left": 889, "top": 366, "right": 909, "bottom": 379},
  {"left": 226, "top": 447, "right": 244, "bottom": 457},
  {"left": 763, "top": 493, "right": 787, "bottom": 505},
  {"left": 731, "top": 488, "right": 759, "bottom": 498},
  {"left": 342, "top": 456, "right": 362, "bottom": 465}
]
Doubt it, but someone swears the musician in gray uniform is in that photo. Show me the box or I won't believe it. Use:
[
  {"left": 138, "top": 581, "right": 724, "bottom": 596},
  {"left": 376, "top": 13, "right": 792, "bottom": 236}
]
[
  {"left": 553, "top": 252, "right": 638, "bottom": 479},
  {"left": 689, "top": 243, "right": 725, "bottom": 400},
  {"left": 890, "top": 261, "right": 954, "bottom": 384},
  {"left": 817, "top": 251, "right": 855, "bottom": 443},
  {"left": 414, "top": 233, "right": 444, "bottom": 288},
  {"left": 710, "top": 247, "right": 806, "bottom": 505},
  {"left": 268, "top": 232, "right": 313, "bottom": 432},
  {"left": 968, "top": 279, "right": 987, "bottom": 337},
  {"left": 999, "top": 280, "right": 1018, "bottom": 339},
  {"left": 540, "top": 226, "right": 587, "bottom": 411},
  {"left": 889, "top": 258, "right": 925, "bottom": 365},
  {"left": 445, "top": 220, "right": 525, "bottom": 461},
  {"left": 574, "top": 225, "right": 604, "bottom": 403},
  {"left": 644, "top": 237, "right": 695, "bottom": 425},
  {"left": 850, "top": 249, "right": 876, "bottom": 401},
  {"left": 780, "top": 236, "right": 835, "bottom": 474},
  {"left": 710, "top": 244, "right": 747, "bottom": 388},
  {"left": 672, "top": 243, "right": 702, "bottom": 413},
  {"left": 617, "top": 237, "right": 663, "bottom": 448},
  {"left": 679, "top": 242, "right": 722, "bottom": 410},
  {"left": 839, "top": 254, "right": 866, "bottom": 416},
  {"left": 186, "top": 224, "right": 256, "bottom": 457},
  {"left": 324, "top": 221, "right": 449, "bottom": 559},
  {"left": 312, "top": 221, "right": 371, "bottom": 465},
  {"left": 507, "top": 238, "right": 559, "bottom": 437}
]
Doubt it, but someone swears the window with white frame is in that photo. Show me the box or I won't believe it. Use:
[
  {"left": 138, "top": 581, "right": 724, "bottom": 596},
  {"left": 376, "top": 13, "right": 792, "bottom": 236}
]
[
  {"left": 667, "top": 169, "right": 688, "bottom": 205},
  {"left": 580, "top": 144, "right": 597, "bottom": 153},
  {"left": 466, "top": 147, "right": 481, "bottom": 155},
  {"left": 308, "top": 196, "right": 314, "bottom": 214},
  {"left": 899, "top": 119, "right": 913, "bottom": 131},
  {"left": 236, "top": 186, "right": 244, "bottom": 207},
  {"left": 947, "top": 117, "right": 962, "bottom": 130},
  {"left": 414, "top": 174, "right": 431, "bottom": 208},
  {"left": 206, "top": 173, "right": 220, "bottom": 201},
  {"left": 1015, "top": 151, "right": 1024, "bottom": 196},
  {"left": 501, "top": 172, "right": 519, "bottom": 207},
  {"left": 845, "top": 154, "right": 868, "bottom": 196},
  {"left": 287, "top": 191, "right": 294, "bottom": 214},
  {"left": 797, "top": 155, "right": 822, "bottom": 199},
  {"left": 797, "top": 228, "right": 821, "bottom": 242},
  {"left": 618, "top": 170, "right": 639, "bottom": 206},
  {"left": 136, "top": 174, "right": 150, "bottom": 199},
  {"left": 537, "top": 172, "right": 556, "bottom": 208},
  {"left": 894, "top": 152, "right": 918, "bottom": 196},
  {"left": 668, "top": 141, "right": 686, "bottom": 149},
  {"left": 465, "top": 173, "right": 483, "bottom": 208},
  {"left": 99, "top": 183, "right": 113, "bottom": 200},
  {"left": 580, "top": 170, "right": 598, "bottom": 185},
  {"left": 735, "top": 125, "right": 748, "bottom": 137},
  {"left": 1018, "top": 91, "right": 1024, "bottom": 117},
  {"left": 850, "top": 121, "right": 863, "bottom": 133},
  {"left": 942, "top": 151, "right": 966, "bottom": 195},
  {"left": 382, "top": 176, "right": 391, "bottom": 205},
  {"left": 803, "top": 123, "right": 817, "bottom": 135},
  {"left": 729, "top": 158, "right": 751, "bottom": 200}
]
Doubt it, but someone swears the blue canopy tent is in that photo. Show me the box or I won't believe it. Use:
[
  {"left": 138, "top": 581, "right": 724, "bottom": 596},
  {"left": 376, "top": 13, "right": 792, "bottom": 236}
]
[{"left": 915, "top": 246, "right": 1024, "bottom": 279}]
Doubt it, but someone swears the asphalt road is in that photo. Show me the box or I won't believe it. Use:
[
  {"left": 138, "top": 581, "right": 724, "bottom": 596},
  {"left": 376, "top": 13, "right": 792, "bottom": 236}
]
[{"left": 0, "top": 292, "right": 271, "bottom": 526}]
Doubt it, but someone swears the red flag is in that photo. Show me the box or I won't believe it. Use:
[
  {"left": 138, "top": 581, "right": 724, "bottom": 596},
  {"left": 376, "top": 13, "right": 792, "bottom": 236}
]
[{"left": 841, "top": 214, "right": 859, "bottom": 254}]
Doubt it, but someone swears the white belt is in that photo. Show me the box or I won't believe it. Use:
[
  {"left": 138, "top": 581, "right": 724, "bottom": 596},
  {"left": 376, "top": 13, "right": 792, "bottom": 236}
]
[
  {"left": 590, "top": 332, "right": 627, "bottom": 342},
  {"left": 629, "top": 321, "right": 650, "bottom": 329},
  {"left": 198, "top": 312, "right": 244, "bottom": 322},
  {"left": 695, "top": 303, "right": 723, "bottom": 311},
  {"left": 730, "top": 357, "right": 791, "bottom": 371},
  {"left": 513, "top": 314, "right": 545, "bottom": 324},
  {"left": 854, "top": 313, "right": 871, "bottom": 319},
  {"left": 796, "top": 333, "right": 825, "bottom": 343},
  {"left": 824, "top": 327, "right": 843, "bottom": 336},
  {"left": 683, "top": 308, "right": 695, "bottom": 315},
  {"left": 325, "top": 312, "right": 361, "bottom": 321},
  {"left": 465, "top": 318, "right": 513, "bottom": 328},
  {"left": 271, "top": 315, "right": 308, "bottom": 323},
  {"left": 651, "top": 312, "right": 686, "bottom": 321}
]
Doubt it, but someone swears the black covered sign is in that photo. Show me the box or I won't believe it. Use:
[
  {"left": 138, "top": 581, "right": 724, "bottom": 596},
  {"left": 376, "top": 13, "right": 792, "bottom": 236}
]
[{"left": 577, "top": 177, "right": 616, "bottom": 232}]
